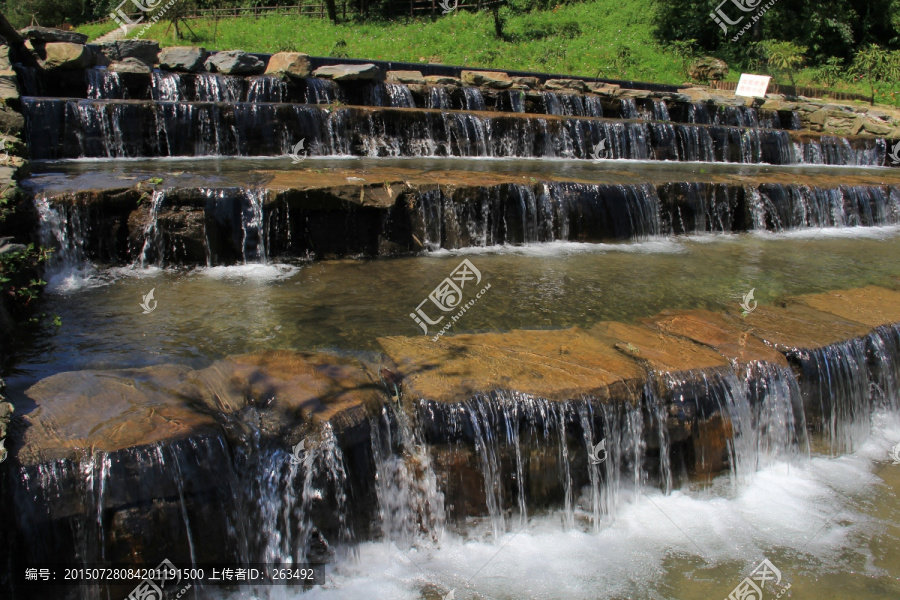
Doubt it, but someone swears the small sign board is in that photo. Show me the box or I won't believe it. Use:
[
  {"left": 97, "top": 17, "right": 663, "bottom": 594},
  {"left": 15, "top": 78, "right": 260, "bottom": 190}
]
[{"left": 734, "top": 74, "right": 772, "bottom": 98}]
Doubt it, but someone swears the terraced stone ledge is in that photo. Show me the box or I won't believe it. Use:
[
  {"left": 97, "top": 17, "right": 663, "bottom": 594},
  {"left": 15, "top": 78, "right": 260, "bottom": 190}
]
[
  {"left": 3, "top": 284, "right": 899, "bottom": 567},
  {"left": 26, "top": 166, "right": 900, "bottom": 263}
]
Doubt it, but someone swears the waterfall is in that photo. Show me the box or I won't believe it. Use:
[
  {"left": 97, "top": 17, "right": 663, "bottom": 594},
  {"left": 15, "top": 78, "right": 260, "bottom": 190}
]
[
  {"left": 428, "top": 86, "right": 452, "bottom": 109},
  {"left": 151, "top": 71, "right": 184, "bottom": 101},
  {"left": 305, "top": 77, "right": 343, "bottom": 104},
  {"left": 86, "top": 68, "right": 125, "bottom": 100},
  {"left": 650, "top": 99, "right": 670, "bottom": 121},
  {"left": 138, "top": 190, "right": 167, "bottom": 267},
  {"left": 367, "top": 82, "right": 415, "bottom": 108},
  {"left": 34, "top": 195, "right": 91, "bottom": 279},
  {"left": 20, "top": 99, "right": 892, "bottom": 165},
  {"left": 413, "top": 182, "right": 660, "bottom": 248},
  {"left": 372, "top": 405, "right": 445, "bottom": 546},
  {"left": 247, "top": 75, "right": 288, "bottom": 103},
  {"left": 619, "top": 98, "right": 639, "bottom": 119},
  {"left": 195, "top": 73, "right": 244, "bottom": 102},
  {"left": 463, "top": 87, "right": 486, "bottom": 111},
  {"left": 749, "top": 184, "right": 900, "bottom": 231}
]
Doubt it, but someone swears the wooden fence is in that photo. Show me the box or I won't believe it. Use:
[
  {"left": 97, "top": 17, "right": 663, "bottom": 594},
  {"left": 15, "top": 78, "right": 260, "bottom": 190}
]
[{"left": 709, "top": 79, "right": 871, "bottom": 103}]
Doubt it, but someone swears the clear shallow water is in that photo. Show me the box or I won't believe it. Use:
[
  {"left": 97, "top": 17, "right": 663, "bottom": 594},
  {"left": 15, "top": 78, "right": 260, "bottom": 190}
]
[
  {"left": 219, "top": 413, "right": 900, "bottom": 600},
  {"left": 6, "top": 227, "right": 900, "bottom": 389}
]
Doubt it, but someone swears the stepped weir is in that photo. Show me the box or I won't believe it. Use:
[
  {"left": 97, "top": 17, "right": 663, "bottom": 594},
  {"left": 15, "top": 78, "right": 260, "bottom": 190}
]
[{"left": 2, "top": 42, "right": 900, "bottom": 600}]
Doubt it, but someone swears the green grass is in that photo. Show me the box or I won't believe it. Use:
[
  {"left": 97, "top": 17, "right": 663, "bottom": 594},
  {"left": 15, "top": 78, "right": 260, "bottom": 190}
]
[{"left": 77, "top": 3, "right": 900, "bottom": 107}]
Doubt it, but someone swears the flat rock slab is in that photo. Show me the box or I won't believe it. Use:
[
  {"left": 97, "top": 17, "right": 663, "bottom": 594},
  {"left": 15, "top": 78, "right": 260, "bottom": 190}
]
[
  {"left": 589, "top": 321, "right": 730, "bottom": 373},
  {"left": 732, "top": 303, "right": 872, "bottom": 352},
  {"left": 18, "top": 365, "right": 217, "bottom": 465},
  {"left": 16, "top": 351, "right": 384, "bottom": 466},
  {"left": 378, "top": 328, "right": 645, "bottom": 403},
  {"left": 313, "top": 63, "right": 380, "bottom": 81},
  {"left": 644, "top": 309, "right": 789, "bottom": 367},
  {"left": 787, "top": 286, "right": 900, "bottom": 329}
]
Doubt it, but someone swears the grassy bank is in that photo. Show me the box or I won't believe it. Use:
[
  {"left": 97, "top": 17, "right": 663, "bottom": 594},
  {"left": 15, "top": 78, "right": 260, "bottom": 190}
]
[{"left": 78, "top": 3, "right": 900, "bottom": 106}]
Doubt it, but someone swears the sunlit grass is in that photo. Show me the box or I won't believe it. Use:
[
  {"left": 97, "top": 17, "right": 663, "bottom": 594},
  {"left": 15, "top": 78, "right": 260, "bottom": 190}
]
[{"left": 76, "top": 4, "right": 900, "bottom": 107}]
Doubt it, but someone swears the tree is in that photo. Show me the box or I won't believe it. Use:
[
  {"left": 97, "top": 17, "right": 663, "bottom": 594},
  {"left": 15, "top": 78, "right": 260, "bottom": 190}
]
[
  {"left": 758, "top": 40, "right": 806, "bottom": 85},
  {"left": 812, "top": 56, "right": 844, "bottom": 87},
  {"left": 851, "top": 44, "right": 900, "bottom": 104}
]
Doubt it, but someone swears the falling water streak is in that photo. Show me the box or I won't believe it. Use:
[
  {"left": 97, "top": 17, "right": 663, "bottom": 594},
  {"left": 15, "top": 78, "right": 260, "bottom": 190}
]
[{"left": 139, "top": 189, "right": 167, "bottom": 267}]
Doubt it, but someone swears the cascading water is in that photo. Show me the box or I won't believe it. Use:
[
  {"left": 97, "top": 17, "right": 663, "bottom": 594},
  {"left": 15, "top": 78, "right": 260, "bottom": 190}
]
[
  {"left": 463, "top": 87, "right": 486, "bottom": 111},
  {"left": 22, "top": 98, "right": 889, "bottom": 165},
  {"left": 85, "top": 68, "right": 125, "bottom": 100},
  {"left": 247, "top": 75, "right": 288, "bottom": 103}
]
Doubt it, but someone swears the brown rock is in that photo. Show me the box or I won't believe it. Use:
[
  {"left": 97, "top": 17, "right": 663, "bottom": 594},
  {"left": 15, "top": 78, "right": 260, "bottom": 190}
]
[
  {"left": 18, "top": 365, "right": 218, "bottom": 464},
  {"left": 787, "top": 286, "right": 900, "bottom": 329},
  {"left": 544, "top": 78, "right": 589, "bottom": 93},
  {"left": 265, "top": 52, "right": 312, "bottom": 79},
  {"left": 386, "top": 70, "right": 426, "bottom": 85},
  {"left": 588, "top": 321, "right": 730, "bottom": 373},
  {"left": 424, "top": 75, "right": 461, "bottom": 86},
  {"left": 731, "top": 304, "right": 871, "bottom": 352},
  {"left": 41, "top": 42, "right": 93, "bottom": 70},
  {"left": 460, "top": 70, "right": 512, "bottom": 89},
  {"left": 378, "top": 328, "right": 644, "bottom": 403},
  {"left": 645, "top": 309, "right": 789, "bottom": 367}
]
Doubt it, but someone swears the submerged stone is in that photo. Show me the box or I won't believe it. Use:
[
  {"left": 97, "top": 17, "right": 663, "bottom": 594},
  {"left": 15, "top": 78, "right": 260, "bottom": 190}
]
[{"left": 378, "top": 328, "right": 645, "bottom": 403}]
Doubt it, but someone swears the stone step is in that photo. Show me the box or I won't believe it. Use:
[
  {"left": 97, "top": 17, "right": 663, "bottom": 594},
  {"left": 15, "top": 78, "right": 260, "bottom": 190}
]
[{"left": 27, "top": 163, "right": 900, "bottom": 264}]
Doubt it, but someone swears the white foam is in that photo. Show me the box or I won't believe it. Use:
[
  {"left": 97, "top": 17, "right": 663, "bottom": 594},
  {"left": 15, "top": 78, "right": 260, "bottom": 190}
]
[
  {"left": 195, "top": 263, "right": 301, "bottom": 281},
  {"left": 425, "top": 239, "right": 686, "bottom": 258},
  {"left": 220, "top": 414, "right": 900, "bottom": 600}
]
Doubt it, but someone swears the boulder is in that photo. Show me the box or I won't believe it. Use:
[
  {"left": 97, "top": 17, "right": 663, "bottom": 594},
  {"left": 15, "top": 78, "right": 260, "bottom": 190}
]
[
  {"left": 108, "top": 57, "right": 152, "bottom": 75},
  {"left": 19, "top": 26, "right": 87, "bottom": 45},
  {"left": 264, "top": 51, "right": 311, "bottom": 79},
  {"left": 424, "top": 75, "right": 461, "bottom": 86},
  {"left": 511, "top": 76, "right": 539, "bottom": 89},
  {"left": 0, "top": 45, "right": 12, "bottom": 71},
  {"left": 204, "top": 50, "right": 266, "bottom": 75},
  {"left": 0, "top": 104, "right": 23, "bottom": 133},
  {"left": 688, "top": 56, "right": 728, "bottom": 82},
  {"left": 386, "top": 70, "right": 426, "bottom": 85},
  {"left": 158, "top": 46, "right": 208, "bottom": 72},
  {"left": 461, "top": 70, "right": 512, "bottom": 89},
  {"left": 544, "top": 78, "right": 589, "bottom": 93},
  {"left": 312, "top": 63, "right": 380, "bottom": 81},
  {"left": 98, "top": 39, "right": 160, "bottom": 67},
  {"left": 41, "top": 42, "right": 93, "bottom": 70},
  {"left": 0, "top": 69, "right": 19, "bottom": 103}
]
